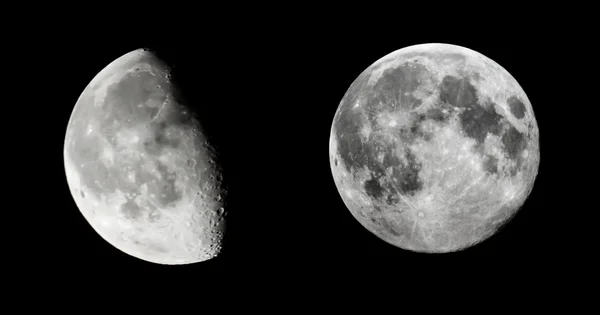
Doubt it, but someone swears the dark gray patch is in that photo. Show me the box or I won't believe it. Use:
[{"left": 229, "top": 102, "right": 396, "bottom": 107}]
[
  {"left": 501, "top": 126, "right": 526, "bottom": 160},
  {"left": 438, "top": 75, "right": 529, "bottom": 175},
  {"left": 459, "top": 104, "right": 504, "bottom": 145},
  {"left": 337, "top": 123, "right": 425, "bottom": 205},
  {"left": 368, "top": 62, "right": 427, "bottom": 111},
  {"left": 80, "top": 190, "right": 85, "bottom": 198},
  {"left": 142, "top": 123, "right": 182, "bottom": 155},
  {"left": 501, "top": 125, "right": 527, "bottom": 175},
  {"left": 121, "top": 198, "right": 142, "bottom": 220},
  {"left": 142, "top": 136, "right": 163, "bottom": 155},
  {"left": 385, "top": 193, "right": 400, "bottom": 205},
  {"left": 336, "top": 116, "right": 399, "bottom": 177},
  {"left": 438, "top": 76, "right": 504, "bottom": 147},
  {"left": 422, "top": 132, "right": 432, "bottom": 142},
  {"left": 438, "top": 75, "right": 478, "bottom": 108},
  {"left": 425, "top": 107, "right": 447, "bottom": 122},
  {"left": 104, "top": 71, "right": 166, "bottom": 123},
  {"left": 337, "top": 123, "right": 424, "bottom": 204},
  {"left": 335, "top": 66, "right": 431, "bottom": 205},
  {"left": 152, "top": 163, "right": 182, "bottom": 206},
  {"left": 409, "top": 113, "right": 426, "bottom": 135},
  {"left": 507, "top": 96, "right": 526, "bottom": 119},
  {"left": 482, "top": 155, "right": 498, "bottom": 174},
  {"left": 364, "top": 178, "right": 384, "bottom": 200},
  {"left": 154, "top": 131, "right": 182, "bottom": 148}
]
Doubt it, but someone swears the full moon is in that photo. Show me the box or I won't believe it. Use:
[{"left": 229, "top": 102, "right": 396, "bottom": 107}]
[
  {"left": 329, "top": 43, "right": 539, "bottom": 252},
  {"left": 64, "top": 49, "right": 226, "bottom": 264}
]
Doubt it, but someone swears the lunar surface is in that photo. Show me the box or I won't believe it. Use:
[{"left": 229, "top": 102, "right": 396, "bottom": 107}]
[
  {"left": 329, "top": 43, "right": 539, "bottom": 252},
  {"left": 64, "top": 49, "right": 226, "bottom": 264}
]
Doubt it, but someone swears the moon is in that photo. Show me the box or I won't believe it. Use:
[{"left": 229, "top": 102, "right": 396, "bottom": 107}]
[
  {"left": 64, "top": 48, "right": 227, "bottom": 264},
  {"left": 329, "top": 43, "right": 539, "bottom": 252}
]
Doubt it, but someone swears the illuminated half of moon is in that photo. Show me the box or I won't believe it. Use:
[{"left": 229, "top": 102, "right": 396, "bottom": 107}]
[{"left": 64, "top": 49, "right": 227, "bottom": 264}]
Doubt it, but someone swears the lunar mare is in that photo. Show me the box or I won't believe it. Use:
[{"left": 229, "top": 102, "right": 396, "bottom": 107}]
[
  {"left": 330, "top": 43, "right": 539, "bottom": 252},
  {"left": 64, "top": 49, "right": 226, "bottom": 264}
]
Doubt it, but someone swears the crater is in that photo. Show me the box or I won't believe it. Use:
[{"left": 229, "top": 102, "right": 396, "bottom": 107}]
[{"left": 507, "top": 95, "right": 526, "bottom": 119}]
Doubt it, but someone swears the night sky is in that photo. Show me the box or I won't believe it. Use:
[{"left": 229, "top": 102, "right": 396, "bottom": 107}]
[{"left": 24, "top": 11, "right": 579, "bottom": 294}]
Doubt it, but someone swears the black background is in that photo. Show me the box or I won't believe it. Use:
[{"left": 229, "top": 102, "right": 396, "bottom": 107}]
[{"left": 26, "top": 10, "right": 582, "bottom": 295}]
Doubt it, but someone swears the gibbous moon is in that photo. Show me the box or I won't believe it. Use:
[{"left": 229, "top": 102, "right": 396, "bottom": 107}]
[
  {"left": 64, "top": 49, "right": 226, "bottom": 264},
  {"left": 330, "top": 43, "right": 539, "bottom": 252}
]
